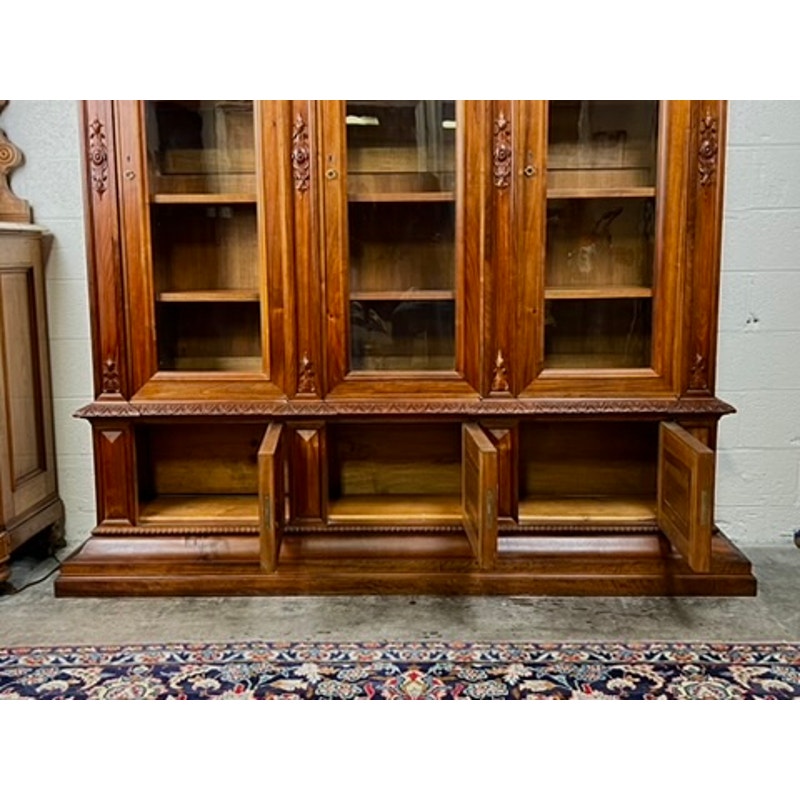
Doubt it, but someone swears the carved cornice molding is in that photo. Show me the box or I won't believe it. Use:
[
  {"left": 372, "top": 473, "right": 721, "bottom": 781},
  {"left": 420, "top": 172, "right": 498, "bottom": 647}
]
[
  {"left": 88, "top": 118, "right": 109, "bottom": 197},
  {"left": 75, "top": 396, "right": 736, "bottom": 420},
  {"left": 493, "top": 111, "right": 512, "bottom": 189},
  {"left": 291, "top": 114, "right": 310, "bottom": 192},
  {"left": 698, "top": 110, "right": 719, "bottom": 188}
]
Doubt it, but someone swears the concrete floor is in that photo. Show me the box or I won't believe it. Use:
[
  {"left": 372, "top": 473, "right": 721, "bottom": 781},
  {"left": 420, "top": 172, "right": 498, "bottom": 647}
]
[{"left": 1, "top": 543, "right": 798, "bottom": 647}]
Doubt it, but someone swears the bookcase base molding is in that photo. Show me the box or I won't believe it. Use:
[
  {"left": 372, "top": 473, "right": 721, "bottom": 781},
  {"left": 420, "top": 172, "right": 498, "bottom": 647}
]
[{"left": 56, "top": 530, "right": 755, "bottom": 597}]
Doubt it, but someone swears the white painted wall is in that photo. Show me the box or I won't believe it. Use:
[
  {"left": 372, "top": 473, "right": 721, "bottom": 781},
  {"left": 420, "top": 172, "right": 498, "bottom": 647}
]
[{"left": 2, "top": 101, "right": 798, "bottom": 549}]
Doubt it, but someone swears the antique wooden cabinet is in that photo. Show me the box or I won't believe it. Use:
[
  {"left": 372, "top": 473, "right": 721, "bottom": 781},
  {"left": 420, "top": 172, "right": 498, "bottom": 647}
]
[
  {"left": 0, "top": 104, "right": 65, "bottom": 584},
  {"left": 56, "top": 100, "right": 756, "bottom": 596}
]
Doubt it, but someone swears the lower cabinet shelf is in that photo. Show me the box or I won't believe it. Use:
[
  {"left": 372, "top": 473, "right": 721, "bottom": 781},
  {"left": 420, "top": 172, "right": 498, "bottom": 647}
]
[{"left": 56, "top": 415, "right": 757, "bottom": 597}]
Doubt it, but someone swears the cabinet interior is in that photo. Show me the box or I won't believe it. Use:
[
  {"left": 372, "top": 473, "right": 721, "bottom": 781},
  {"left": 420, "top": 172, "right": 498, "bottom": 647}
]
[
  {"left": 327, "top": 422, "right": 462, "bottom": 524},
  {"left": 137, "top": 423, "right": 264, "bottom": 525},
  {"left": 518, "top": 421, "right": 659, "bottom": 525}
]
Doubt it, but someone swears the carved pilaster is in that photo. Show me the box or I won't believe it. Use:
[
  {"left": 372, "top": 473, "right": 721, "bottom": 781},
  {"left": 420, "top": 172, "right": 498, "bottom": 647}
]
[
  {"left": 88, "top": 118, "right": 109, "bottom": 197},
  {"left": 698, "top": 110, "right": 719, "bottom": 188},
  {"left": 493, "top": 111, "right": 512, "bottom": 189},
  {"left": 0, "top": 101, "right": 31, "bottom": 222},
  {"left": 292, "top": 114, "right": 310, "bottom": 193}
]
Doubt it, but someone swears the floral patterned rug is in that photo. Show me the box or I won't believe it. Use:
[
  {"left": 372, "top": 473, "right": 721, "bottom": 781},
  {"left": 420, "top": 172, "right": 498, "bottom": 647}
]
[{"left": 1, "top": 641, "right": 798, "bottom": 699}]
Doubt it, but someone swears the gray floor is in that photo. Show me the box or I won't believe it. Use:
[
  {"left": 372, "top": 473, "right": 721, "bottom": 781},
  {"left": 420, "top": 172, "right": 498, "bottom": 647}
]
[{"left": 1, "top": 543, "right": 798, "bottom": 647}]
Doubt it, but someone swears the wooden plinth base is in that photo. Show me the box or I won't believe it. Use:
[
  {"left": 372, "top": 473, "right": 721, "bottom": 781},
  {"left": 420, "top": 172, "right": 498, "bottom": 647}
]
[{"left": 55, "top": 527, "right": 756, "bottom": 597}]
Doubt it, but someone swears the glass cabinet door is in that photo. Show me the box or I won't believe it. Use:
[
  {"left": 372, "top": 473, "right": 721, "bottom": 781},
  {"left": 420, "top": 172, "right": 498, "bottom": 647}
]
[
  {"left": 543, "top": 101, "right": 659, "bottom": 370},
  {"left": 345, "top": 100, "right": 457, "bottom": 372},
  {"left": 320, "top": 99, "right": 481, "bottom": 394},
  {"left": 143, "top": 100, "right": 264, "bottom": 373}
]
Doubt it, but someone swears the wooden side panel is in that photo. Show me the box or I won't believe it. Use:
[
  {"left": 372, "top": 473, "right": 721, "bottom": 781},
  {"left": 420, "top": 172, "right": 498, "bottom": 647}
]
[
  {"left": 93, "top": 423, "right": 136, "bottom": 527},
  {"left": 259, "top": 422, "right": 285, "bottom": 572},
  {"left": 462, "top": 423, "right": 498, "bottom": 568},
  {"left": 0, "top": 231, "right": 58, "bottom": 521},
  {"left": 319, "top": 101, "right": 349, "bottom": 391},
  {"left": 514, "top": 101, "right": 548, "bottom": 393},
  {"left": 289, "top": 423, "right": 326, "bottom": 522},
  {"left": 658, "top": 421, "right": 714, "bottom": 573},
  {"left": 682, "top": 101, "right": 727, "bottom": 396},
  {"left": 484, "top": 422, "right": 518, "bottom": 520},
  {"left": 81, "top": 101, "right": 130, "bottom": 399},
  {"left": 459, "top": 100, "right": 486, "bottom": 394}
]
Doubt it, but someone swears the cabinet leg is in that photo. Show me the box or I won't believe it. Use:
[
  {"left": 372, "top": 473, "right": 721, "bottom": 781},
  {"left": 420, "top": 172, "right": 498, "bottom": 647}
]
[{"left": 0, "top": 530, "right": 9, "bottom": 585}]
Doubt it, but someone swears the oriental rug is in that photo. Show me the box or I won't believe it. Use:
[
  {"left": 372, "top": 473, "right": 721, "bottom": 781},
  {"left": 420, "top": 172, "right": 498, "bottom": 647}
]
[{"left": 1, "top": 641, "right": 798, "bottom": 699}]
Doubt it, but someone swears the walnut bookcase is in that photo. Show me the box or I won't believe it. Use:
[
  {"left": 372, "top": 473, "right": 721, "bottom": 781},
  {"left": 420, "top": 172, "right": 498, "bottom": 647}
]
[{"left": 56, "top": 100, "right": 755, "bottom": 596}]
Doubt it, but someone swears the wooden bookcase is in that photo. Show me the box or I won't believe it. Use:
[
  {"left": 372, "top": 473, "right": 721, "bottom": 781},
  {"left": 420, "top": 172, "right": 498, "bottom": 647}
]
[{"left": 56, "top": 100, "right": 756, "bottom": 596}]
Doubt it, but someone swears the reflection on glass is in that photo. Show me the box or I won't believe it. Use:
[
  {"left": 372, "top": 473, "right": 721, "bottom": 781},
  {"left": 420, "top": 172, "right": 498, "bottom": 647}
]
[
  {"left": 546, "top": 198, "right": 655, "bottom": 289},
  {"left": 547, "top": 101, "right": 659, "bottom": 192},
  {"left": 543, "top": 101, "right": 659, "bottom": 371},
  {"left": 346, "top": 100, "right": 457, "bottom": 372},
  {"left": 544, "top": 298, "right": 652, "bottom": 369},
  {"left": 145, "top": 101, "right": 261, "bottom": 373},
  {"left": 146, "top": 100, "right": 255, "bottom": 194}
]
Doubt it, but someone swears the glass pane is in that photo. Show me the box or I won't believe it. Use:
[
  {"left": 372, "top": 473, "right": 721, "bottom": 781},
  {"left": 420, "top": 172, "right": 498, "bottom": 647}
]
[
  {"left": 146, "top": 100, "right": 255, "bottom": 194},
  {"left": 145, "top": 101, "right": 262, "bottom": 374},
  {"left": 546, "top": 198, "right": 655, "bottom": 289},
  {"left": 156, "top": 302, "right": 261, "bottom": 372},
  {"left": 346, "top": 100, "right": 457, "bottom": 372},
  {"left": 544, "top": 298, "right": 652, "bottom": 369},
  {"left": 544, "top": 101, "right": 659, "bottom": 371},
  {"left": 548, "top": 101, "right": 658, "bottom": 192}
]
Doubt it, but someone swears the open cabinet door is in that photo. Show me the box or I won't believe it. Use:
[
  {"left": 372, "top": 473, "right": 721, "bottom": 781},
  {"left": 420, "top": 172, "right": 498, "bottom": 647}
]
[
  {"left": 259, "top": 422, "right": 285, "bottom": 572},
  {"left": 658, "top": 422, "right": 714, "bottom": 573},
  {"left": 462, "top": 423, "right": 498, "bottom": 569}
]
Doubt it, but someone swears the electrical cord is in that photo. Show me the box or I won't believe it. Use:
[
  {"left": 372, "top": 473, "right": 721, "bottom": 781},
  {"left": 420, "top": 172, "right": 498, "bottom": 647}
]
[{"left": 2, "top": 538, "right": 89, "bottom": 596}]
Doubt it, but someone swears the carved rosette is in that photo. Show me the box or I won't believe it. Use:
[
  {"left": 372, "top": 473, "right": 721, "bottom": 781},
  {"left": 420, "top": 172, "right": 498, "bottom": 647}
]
[
  {"left": 698, "top": 111, "right": 719, "bottom": 188},
  {"left": 491, "top": 350, "right": 510, "bottom": 393},
  {"left": 297, "top": 353, "right": 317, "bottom": 394},
  {"left": 88, "top": 118, "right": 109, "bottom": 197},
  {"left": 291, "top": 114, "right": 310, "bottom": 193},
  {"left": 101, "top": 358, "right": 121, "bottom": 394},
  {"left": 493, "top": 111, "right": 512, "bottom": 189}
]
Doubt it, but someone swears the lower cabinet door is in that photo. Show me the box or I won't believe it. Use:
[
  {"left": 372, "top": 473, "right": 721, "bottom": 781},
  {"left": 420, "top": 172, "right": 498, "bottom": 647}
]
[
  {"left": 462, "top": 423, "right": 499, "bottom": 569},
  {"left": 259, "top": 422, "right": 286, "bottom": 572},
  {"left": 657, "top": 421, "right": 715, "bottom": 573}
]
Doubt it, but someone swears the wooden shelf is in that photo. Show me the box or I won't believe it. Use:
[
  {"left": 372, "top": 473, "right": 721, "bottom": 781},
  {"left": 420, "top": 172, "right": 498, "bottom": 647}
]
[
  {"left": 518, "top": 496, "right": 656, "bottom": 526},
  {"left": 348, "top": 191, "right": 455, "bottom": 204},
  {"left": 151, "top": 193, "right": 257, "bottom": 205},
  {"left": 157, "top": 290, "right": 260, "bottom": 303},
  {"left": 544, "top": 286, "right": 653, "bottom": 300},
  {"left": 161, "top": 356, "right": 263, "bottom": 372},
  {"left": 542, "top": 353, "right": 651, "bottom": 371},
  {"left": 328, "top": 495, "right": 462, "bottom": 526},
  {"left": 350, "top": 290, "right": 455, "bottom": 302},
  {"left": 547, "top": 187, "right": 656, "bottom": 200},
  {"left": 139, "top": 495, "right": 258, "bottom": 525}
]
